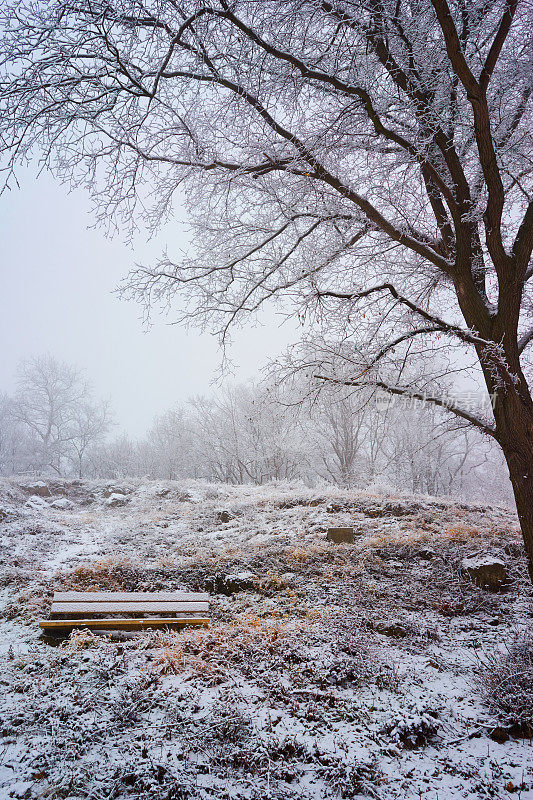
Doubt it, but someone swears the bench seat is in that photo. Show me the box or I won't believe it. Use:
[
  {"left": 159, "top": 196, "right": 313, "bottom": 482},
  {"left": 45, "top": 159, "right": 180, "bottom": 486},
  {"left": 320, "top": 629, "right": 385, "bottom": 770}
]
[{"left": 39, "top": 591, "right": 209, "bottom": 632}]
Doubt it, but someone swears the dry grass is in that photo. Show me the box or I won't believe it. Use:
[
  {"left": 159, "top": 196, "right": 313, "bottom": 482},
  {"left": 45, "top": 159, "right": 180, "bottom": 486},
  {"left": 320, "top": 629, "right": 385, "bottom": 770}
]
[
  {"left": 64, "top": 629, "right": 108, "bottom": 650},
  {"left": 60, "top": 557, "right": 142, "bottom": 591},
  {"left": 442, "top": 523, "right": 484, "bottom": 542},
  {"left": 138, "top": 610, "right": 399, "bottom": 701},
  {"left": 479, "top": 630, "right": 533, "bottom": 732},
  {"left": 142, "top": 615, "right": 323, "bottom": 686}
]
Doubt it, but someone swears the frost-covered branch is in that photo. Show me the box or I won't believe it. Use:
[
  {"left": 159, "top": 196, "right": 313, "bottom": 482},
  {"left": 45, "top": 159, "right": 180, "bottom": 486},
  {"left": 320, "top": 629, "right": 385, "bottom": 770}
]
[{"left": 314, "top": 374, "right": 498, "bottom": 438}]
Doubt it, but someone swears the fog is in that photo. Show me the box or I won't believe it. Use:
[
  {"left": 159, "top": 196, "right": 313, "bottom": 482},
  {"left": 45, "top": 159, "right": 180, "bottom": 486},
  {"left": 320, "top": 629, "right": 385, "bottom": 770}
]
[{"left": 0, "top": 169, "right": 297, "bottom": 436}]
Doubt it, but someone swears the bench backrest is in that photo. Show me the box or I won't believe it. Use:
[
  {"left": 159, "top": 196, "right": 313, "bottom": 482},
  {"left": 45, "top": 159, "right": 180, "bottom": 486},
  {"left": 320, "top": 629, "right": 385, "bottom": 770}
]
[{"left": 51, "top": 591, "right": 209, "bottom": 616}]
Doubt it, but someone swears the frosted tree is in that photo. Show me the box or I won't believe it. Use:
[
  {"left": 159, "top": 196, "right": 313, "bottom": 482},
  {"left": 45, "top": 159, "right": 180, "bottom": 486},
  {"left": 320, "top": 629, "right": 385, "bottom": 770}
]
[
  {"left": 0, "top": 1, "right": 532, "bottom": 572},
  {"left": 190, "top": 384, "right": 305, "bottom": 483},
  {"left": 68, "top": 400, "right": 112, "bottom": 477},
  {"left": 0, "top": 394, "right": 28, "bottom": 475},
  {"left": 13, "top": 356, "right": 89, "bottom": 474},
  {"left": 148, "top": 405, "right": 197, "bottom": 479},
  {"left": 308, "top": 391, "right": 370, "bottom": 487},
  {"left": 12, "top": 355, "right": 110, "bottom": 475}
]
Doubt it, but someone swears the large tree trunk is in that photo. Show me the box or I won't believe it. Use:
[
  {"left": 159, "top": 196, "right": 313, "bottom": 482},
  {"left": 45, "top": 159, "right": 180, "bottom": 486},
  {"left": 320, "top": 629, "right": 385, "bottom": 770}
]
[
  {"left": 501, "top": 443, "right": 533, "bottom": 582},
  {"left": 495, "top": 390, "right": 533, "bottom": 582}
]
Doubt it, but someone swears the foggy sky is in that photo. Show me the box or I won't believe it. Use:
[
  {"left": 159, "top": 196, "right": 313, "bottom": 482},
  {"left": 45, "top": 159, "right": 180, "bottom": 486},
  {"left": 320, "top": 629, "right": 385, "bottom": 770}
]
[{"left": 0, "top": 169, "right": 296, "bottom": 435}]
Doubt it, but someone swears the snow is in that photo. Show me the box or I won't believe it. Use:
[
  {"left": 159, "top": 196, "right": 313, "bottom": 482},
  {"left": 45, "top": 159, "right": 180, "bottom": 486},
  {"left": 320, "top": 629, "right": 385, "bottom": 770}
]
[{"left": 0, "top": 477, "right": 531, "bottom": 799}]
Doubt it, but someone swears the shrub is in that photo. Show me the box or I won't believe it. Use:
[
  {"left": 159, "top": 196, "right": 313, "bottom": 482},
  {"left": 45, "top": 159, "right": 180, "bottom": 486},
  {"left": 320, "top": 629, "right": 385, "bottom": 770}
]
[{"left": 480, "top": 631, "right": 533, "bottom": 732}]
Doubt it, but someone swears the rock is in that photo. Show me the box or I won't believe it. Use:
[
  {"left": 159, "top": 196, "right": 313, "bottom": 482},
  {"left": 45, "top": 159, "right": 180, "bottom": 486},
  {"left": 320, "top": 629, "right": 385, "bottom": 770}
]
[
  {"left": 50, "top": 498, "right": 74, "bottom": 510},
  {"left": 106, "top": 492, "right": 129, "bottom": 507},
  {"left": 326, "top": 502, "right": 346, "bottom": 514},
  {"left": 25, "top": 481, "right": 51, "bottom": 497},
  {"left": 306, "top": 498, "right": 324, "bottom": 507},
  {"left": 25, "top": 496, "right": 48, "bottom": 509},
  {"left": 417, "top": 548, "right": 436, "bottom": 561},
  {"left": 376, "top": 621, "right": 408, "bottom": 638},
  {"left": 281, "top": 572, "right": 296, "bottom": 582},
  {"left": 224, "top": 571, "right": 257, "bottom": 593},
  {"left": 208, "top": 571, "right": 257, "bottom": 594},
  {"left": 217, "top": 510, "right": 232, "bottom": 523},
  {"left": 461, "top": 555, "right": 508, "bottom": 591},
  {"left": 0, "top": 505, "right": 16, "bottom": 522},
  {"left": 326, "top": 527, "right": 355, "bottom": 544},
  {"left": 103, "top": 486, "right": 130, "bottom": 498},
  {"left": 489, "top": 725, "right": 510, "bottom": 743}
]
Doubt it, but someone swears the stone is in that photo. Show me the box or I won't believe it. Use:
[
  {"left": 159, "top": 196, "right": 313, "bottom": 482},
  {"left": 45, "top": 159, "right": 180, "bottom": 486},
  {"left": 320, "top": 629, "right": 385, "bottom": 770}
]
[
  {"left": 217, "top": 510, "right": 232, "bottom": 523},
  {"left": 0, "top": 506, "right": 16, "bottom": 522},
  {"left": 376, "top": 621, "right": 408, "bottom": 638},
  {"left": 326, "top": 527, "right": 355, "bottom": 544},
  {"left": 224, "top": 571, "right": 256, "bottom": 593},
  {"left": 25, "top": 496, "right": 48, "bottom": 509},
  {"left": 417, "top": 548, "right": 436, "bottom": 560},
  {"left": 50, "top": 498, "right": 74, "bottom": 510},
  {"left": 25, "top": 481, "right": 51, "bottom": 497},
  {"left": 208, "top": 571, "right": 257, "bottom": 594},
  {"left": 461, "top": 555, "right": 508, "bottom": 591},
  {"left": 106, "top": 492, "right": 129, "bottom": 507},
  {"left": 103, "top": 486, "right": 130, "bottom": 499},
  {"left": 326, "top": 502, "right": 346, "bottom": 514}
]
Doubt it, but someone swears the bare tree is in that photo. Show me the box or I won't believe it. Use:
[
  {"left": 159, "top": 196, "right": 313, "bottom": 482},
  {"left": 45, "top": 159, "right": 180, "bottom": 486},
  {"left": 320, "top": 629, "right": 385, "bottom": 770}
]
[
  {"left": 13, "top": 356, "right": 88, "bottom": 474},
  {"left": 190, "top": 385, "right": 305, "bottom": 484},
  {"left": 148, "top": 405, "right": 196, "bottom": 479},
  {"left": 11, "top": 355, "right": 110, "bottom": 476},
  {"left": 309, "top": 392, "right": 369, "bottom": 486},
  {"left": 68, "top": 400, "right": 112, "bottom": 477},
  {"left": 1, "top": 2, "right": 532, "bottom": 571},
  {"left": 0, "top": 393, "right": 28, "bottom": 475},
  {"left": 87, "top": 434, "right": 140, "bottom": 479}
]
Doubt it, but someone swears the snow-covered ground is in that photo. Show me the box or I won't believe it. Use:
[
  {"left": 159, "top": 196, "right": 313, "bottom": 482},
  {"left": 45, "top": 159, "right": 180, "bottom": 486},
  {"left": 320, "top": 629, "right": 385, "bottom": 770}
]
[{"left": 0, "top": 477, "right": 531, "bottom": 799}]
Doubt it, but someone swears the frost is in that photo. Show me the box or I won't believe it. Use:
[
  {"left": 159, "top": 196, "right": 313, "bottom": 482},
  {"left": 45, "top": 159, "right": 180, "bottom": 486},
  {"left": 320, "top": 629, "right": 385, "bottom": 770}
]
[{"left": 0, "top": 477, "right": 531, "bottom": 799}]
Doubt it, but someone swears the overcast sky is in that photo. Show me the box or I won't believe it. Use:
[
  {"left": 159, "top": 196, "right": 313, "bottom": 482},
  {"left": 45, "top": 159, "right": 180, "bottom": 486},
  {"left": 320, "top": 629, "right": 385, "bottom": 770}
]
[{"left": 0, "top": 169, "right": 297, "bottom": 435}]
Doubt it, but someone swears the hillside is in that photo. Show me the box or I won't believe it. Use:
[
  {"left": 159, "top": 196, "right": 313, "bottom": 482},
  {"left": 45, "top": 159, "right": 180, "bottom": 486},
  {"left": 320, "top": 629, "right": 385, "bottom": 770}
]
[{"left": 0, "top": 477, "right": 532, "bottom": 799}]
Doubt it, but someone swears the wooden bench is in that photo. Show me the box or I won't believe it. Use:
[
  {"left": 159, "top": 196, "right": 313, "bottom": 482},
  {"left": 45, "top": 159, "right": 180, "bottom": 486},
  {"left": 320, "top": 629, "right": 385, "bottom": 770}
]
[{"left": 39, "top": 591, "right": 209, "bottom": 633}]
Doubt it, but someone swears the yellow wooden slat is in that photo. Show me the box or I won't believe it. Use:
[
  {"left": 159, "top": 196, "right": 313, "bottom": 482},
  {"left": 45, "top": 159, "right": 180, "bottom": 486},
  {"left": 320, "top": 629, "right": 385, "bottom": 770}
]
[{"left": 39, "top": 617, "right": 209, "bottom": 631}]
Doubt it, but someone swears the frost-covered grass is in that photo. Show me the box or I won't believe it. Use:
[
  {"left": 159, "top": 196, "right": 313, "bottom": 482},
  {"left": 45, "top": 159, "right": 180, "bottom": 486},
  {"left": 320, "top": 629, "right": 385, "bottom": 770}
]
[
  {"left": 0, "top": 477, "right": 532, "bottom": 799},
  {"left": 480, "top": 631, "right": 533, "bottom": 733}
]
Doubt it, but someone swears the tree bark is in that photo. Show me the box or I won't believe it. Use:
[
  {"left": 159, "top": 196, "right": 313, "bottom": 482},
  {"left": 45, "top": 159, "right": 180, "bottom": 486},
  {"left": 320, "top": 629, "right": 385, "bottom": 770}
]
[{"left": 495, "top": 390, "right": 533, "bottom": 582}]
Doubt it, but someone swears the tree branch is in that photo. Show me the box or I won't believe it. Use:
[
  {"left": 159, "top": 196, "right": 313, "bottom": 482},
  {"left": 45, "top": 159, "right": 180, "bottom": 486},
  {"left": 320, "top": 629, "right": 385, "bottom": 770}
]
[
  {"left": 314, "top": 374, "right": 497, "bottom": 437},
  {"left": 479, "top": 0, "right": 519, "bottom": 92},
  {"left": 316, "top": 283, "right": 488, "bottom": 347},
  {"left": 518, "top": 326, "right": 533, "bottom": 354},
  {"left": 513, "top": 199, "right": 533, "bottom": 278},
  {"left": 431, "top": 0, "right": 511, "bottom": 273}
]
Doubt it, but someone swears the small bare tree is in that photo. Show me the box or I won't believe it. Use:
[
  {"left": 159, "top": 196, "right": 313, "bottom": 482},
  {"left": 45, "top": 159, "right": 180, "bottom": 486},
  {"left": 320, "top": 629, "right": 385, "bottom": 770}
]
[
  {"left": 12, "top": 355, "right": 110, "bottom": 476},
  {"left": 13, "top": 356, "right": 88, "bottom": 474},
  {"left": 0, "top": 2, "right": 532, "bottom": 572},
  {"left": 0, "top": 393, "right": 28, "bottom": 475},
  {"left": 310, "top": 392, "right": 369, "bottom": 486},
  {"left": 148, "top": 405, "right": 196, "bottom": 479},
  {"left": 68, "top": 400, "right": 112, "bottom": 477},
  {"left": 190, "top": 384, "right": 305, "bottom": 484}
]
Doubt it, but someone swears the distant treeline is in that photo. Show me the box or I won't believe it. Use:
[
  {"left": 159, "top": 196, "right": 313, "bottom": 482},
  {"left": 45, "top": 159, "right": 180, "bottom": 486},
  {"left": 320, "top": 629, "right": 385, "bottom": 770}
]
[{"left": 0, "top": 355, "right": 512, "bottom": 504}]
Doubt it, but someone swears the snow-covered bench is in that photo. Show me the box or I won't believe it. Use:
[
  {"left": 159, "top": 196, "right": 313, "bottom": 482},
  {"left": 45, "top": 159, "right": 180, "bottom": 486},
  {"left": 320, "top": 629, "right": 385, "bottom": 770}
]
[{"left": 39, "top": 591, "right": 209, "bottom": 633}]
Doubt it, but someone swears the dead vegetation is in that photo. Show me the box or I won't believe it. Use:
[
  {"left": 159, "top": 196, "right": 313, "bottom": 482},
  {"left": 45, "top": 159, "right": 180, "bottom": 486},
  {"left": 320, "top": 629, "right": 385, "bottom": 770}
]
[
  {"left": 479, "top": 630, "right": 533, "bottom": 735},
  {"left": 1, "top": 478, "right": 532, "bottom": 799}
]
